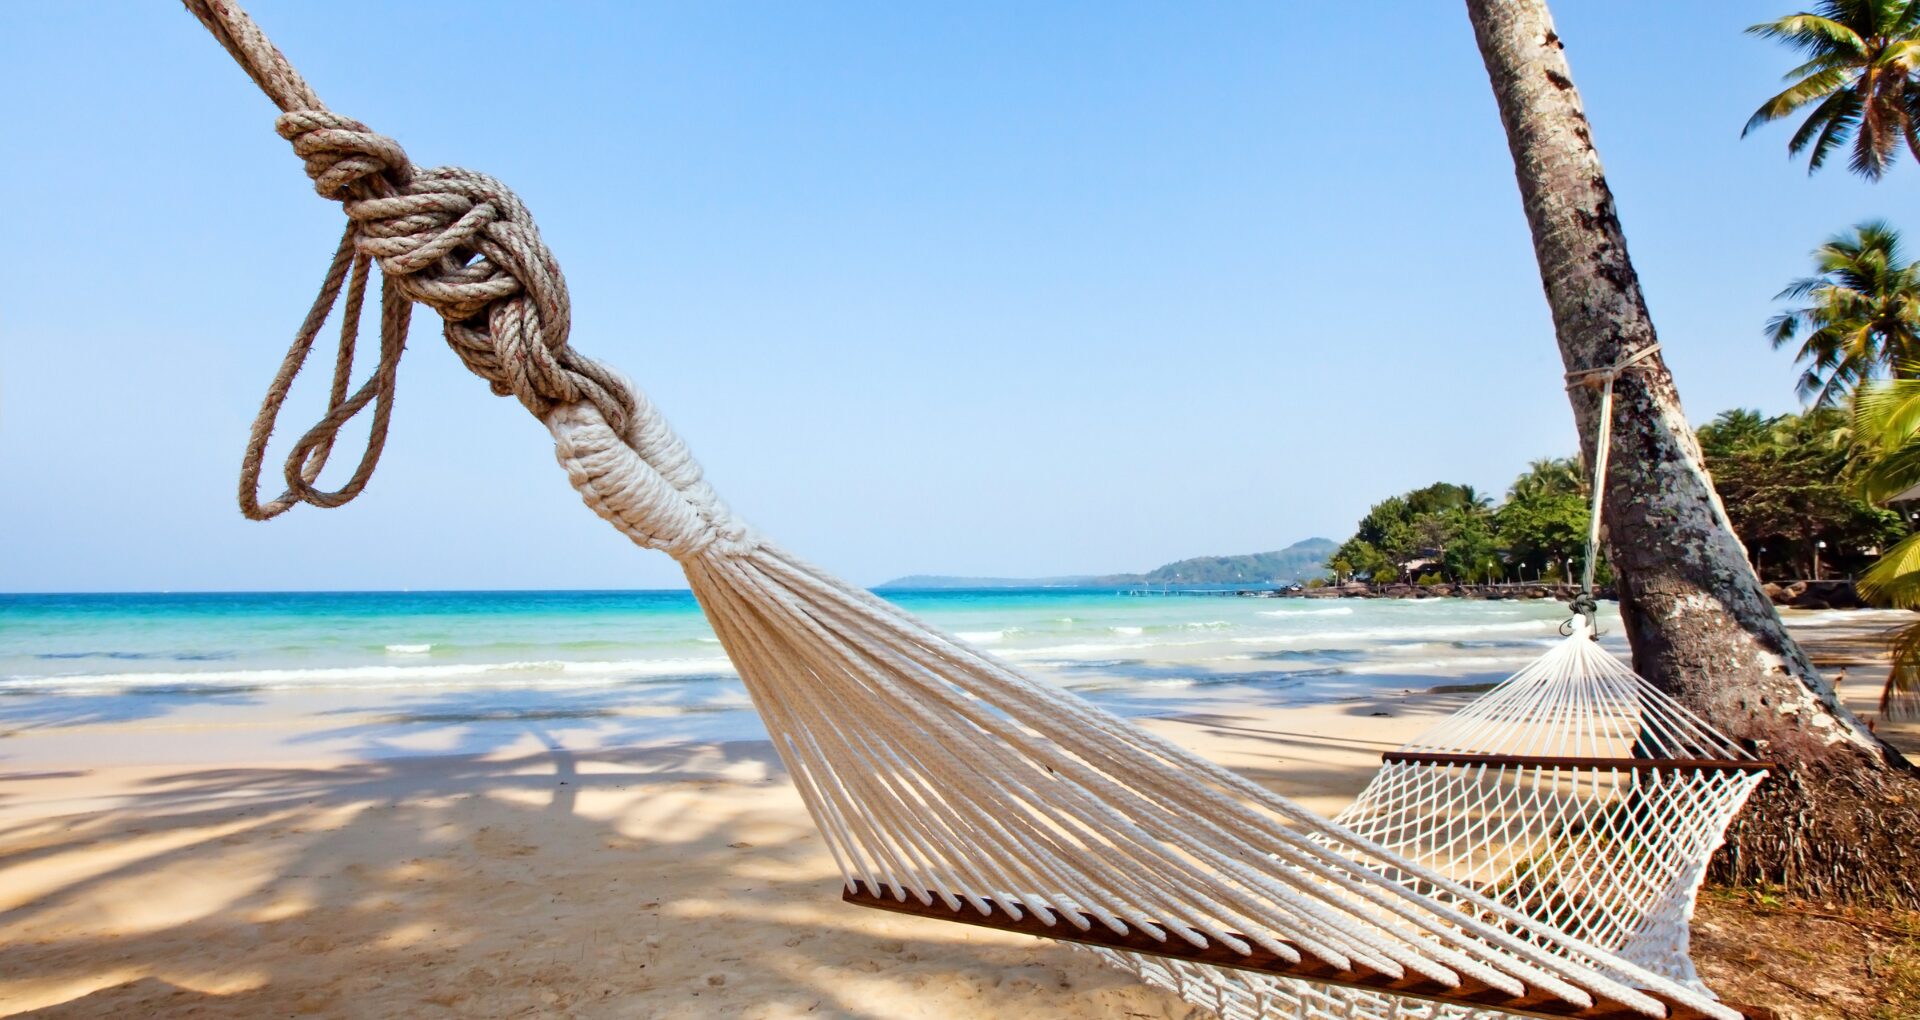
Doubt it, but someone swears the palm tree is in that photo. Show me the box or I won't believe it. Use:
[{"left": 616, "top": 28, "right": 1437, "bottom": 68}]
[
  {"left": 1696, "top": 408, "right": 1778, "bottom": 457},
  {"left": 1767, "top": 220, "right": 1920, "bottom": 405},
  {"left": 1850, "top": 373, "right": 1920, "bottom": 715},
  {"left": 1507, "top": 457, "right": 1586, "bottom": 500},
  {"left": 1466, "top": 0, "right": 1915, "bottom": 906},
  {"left": 1744, "top": 1, "right": 1920, "bottom": 179}
]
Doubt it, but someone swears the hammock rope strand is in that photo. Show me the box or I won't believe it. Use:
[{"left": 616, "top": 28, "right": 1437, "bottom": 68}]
[{"left": 1562, "top": 343, "right": 1661, "bottom": 629}]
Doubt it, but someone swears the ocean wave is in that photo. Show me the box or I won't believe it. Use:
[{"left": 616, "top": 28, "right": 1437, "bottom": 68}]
[
  {"left": 385, "top": 643, "right": 433, "bottom": 655},
  {"left": 1109, "top": 626, "right": 1145, "bottom": 637},
  {"left": 1002, "top": 637, "right": 1220, "bottom": 659},
  {"left": 34, "top": 650, "right": 234, "bottom": 662},
  {"left": 1258, "top": 606, "right": 1354, "bottom": 617},
  {"left": 0, "top": 656, "right": 740, "bottom": 695},
  {"left": 1228, "top": 619, "right": 1558, "bottom": 646},
  {"left": 1780, "top": 607, "right": 1916, "bottom": 627}
]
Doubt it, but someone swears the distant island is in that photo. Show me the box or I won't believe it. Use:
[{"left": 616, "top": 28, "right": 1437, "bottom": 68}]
[{"left": 878, "top": 538, "right": 1337, "bottom": 589}]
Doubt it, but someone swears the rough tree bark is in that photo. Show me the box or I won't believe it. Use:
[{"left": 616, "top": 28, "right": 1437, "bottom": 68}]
[{"left": 1464, "top": 0, "right": 1919, "bottom": 904}]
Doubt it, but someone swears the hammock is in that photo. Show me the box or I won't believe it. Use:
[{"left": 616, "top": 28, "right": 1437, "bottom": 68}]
[
  {"left": 1078, "top": 620, "right": 1769, "bottom": 1019},
  {"left": 178, "top": 4, "right": 1768, "bottom": 1017}
]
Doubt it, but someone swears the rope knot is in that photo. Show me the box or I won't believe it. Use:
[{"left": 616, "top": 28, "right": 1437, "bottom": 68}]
[
  {"left": 274, "top": 110, "right": 411, "bottom": 197},
  {"left": 1565, "top": 343, "right": 1661, "bottom": 391}
]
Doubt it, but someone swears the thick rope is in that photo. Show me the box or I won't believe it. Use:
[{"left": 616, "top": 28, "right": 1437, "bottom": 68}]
[
  {"left": 185, "top": 0, "right": 644, "bottom": 522},
  {"left": 1562, "top": 343, "right": 1661, "bottom": 629}
]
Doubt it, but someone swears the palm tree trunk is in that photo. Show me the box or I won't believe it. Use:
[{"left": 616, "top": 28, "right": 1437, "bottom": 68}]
[{"left": 1465, "top": 0, "right": 1919, "bottom": 905}]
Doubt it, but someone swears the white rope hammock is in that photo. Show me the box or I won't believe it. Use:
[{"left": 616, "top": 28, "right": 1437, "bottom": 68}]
[
  {"left": 1066, "top": 352, "right": 1770, "bottom": 1019},
  {"left": 177, "top": 4, "right": 1768, "bottom": 1017},
  {"left": 1085, "top": 620, "right": 1768, "bottom": 1019}
]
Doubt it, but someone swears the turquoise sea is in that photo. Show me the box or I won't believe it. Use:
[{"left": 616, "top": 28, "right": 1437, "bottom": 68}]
[{"left": 0, "top": 589, "right": 1647, "bottom": 763}]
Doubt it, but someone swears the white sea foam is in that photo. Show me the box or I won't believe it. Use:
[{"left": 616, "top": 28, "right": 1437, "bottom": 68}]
[
  {"left": 1183, "top": 621, "right": 1232, "bottom": 630},
  {"left": 1780, "top": 607, "right": 1914, "bottom": 628},
  {"left": 1110, "top": 626, "right": 1145, "bottom": 637},
  {"left": 385, "top": 643, "right": 432, "bottom": 655},
  {"left": 0, "top": 656, "right": 740, "bottom": 695},
  {"left": 1229, "top": 620, "right": 1556, "bottom": 647},
  {"left": 1002, "top": 636, "right": 1223, "bottom": 660}
]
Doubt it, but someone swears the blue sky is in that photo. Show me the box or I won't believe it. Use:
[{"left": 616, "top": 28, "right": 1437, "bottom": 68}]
[{"left": 0, "top": 1, "right": 1908, "bottom": 591}]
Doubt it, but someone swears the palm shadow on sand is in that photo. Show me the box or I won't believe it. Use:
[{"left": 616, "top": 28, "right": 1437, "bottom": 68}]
[{"left": 0, "top": 689, "right": 1211, "bottom": 1019}]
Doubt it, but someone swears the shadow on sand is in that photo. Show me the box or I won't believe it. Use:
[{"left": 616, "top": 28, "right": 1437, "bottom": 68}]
[{"left": 0, "top": 692, "right": 1214, "bottom": 1019}]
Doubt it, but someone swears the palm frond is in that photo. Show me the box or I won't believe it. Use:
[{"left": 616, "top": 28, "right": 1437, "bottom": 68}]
[
  {"left": 1806, "top": 91, "right": 1866, "bottom": 171},
  {"left": 1882, "top": 37, "right": 1920, "bottom": 69},
  {"left": 1779, "top": 53, "right": 1856, "bottom": 82},
  {"left": 1880, "top": 617, "right": 1920, "bottom": 719},
  {"left": 1747, "top": 14, "right": 1869, "bottom": 56},
  {"left": 1858, "top": 442, "right": 1920, "bottom": 499},
  {"left": 1896, "top": 0, "right": 1920, "bottom": 34},
  {"left": 1859, "top": 532, "right": 1920, "bottom": 604},
  {"left": 1765, "top": 310, "right": 1805, "bottom": 349},
  {"left": 1749, "top": 68, "right": 1856, "bottom": 134},
  {"left": 1852, "top": 374, "right": 1920, "bottom": 448}
]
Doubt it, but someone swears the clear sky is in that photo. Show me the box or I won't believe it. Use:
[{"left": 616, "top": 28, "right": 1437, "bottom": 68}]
[{"left": 0, "top": 1, "right": 1907, "bottom": 592}]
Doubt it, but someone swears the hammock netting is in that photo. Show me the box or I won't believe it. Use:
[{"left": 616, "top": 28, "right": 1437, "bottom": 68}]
[
  {"left": 176, "top": 3, "right": 1772, "bottom": 1016},
  {"left": 1080, "top": 622, "right": 1767, "bottom": 1019}
]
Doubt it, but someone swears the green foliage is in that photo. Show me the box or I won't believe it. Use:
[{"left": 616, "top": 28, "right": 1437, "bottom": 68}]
[
  {"left": 1321, "top": 406, "right": 1893, "bottom": 591},
  {"left": 1701, "top": 406, "right": 1904, "bottom": 579},
  {"left": 1333, "top": 483, "right": 1491, "bottom": 582},
  {"left": 1495, "top": 487, "right": 1590, "bottom": 581},
  {"left": 1440, "top": 506, "right": 1502, "bottom": 583},
  {"left": 1745, "top": 1, "right": 1920, "bottom": 179},
  {"left": 1135, "top": 540, "right": 1336, "bottom": 585},
  {"left": 1330, "top": 539, "right": 1398, "bottom": 583},
  {"left": 1765, "top": 221, "right": 1920, "bottom": 405},
  {"left": 1878, "top": 615, "right": 1920, "bottom": 719},
  {"left": 1415, "top": 571, "right": 1445, "bottom": 586},
  {"left": 1508, "top": 457, "right": 1585, "bottom": 501},
  {"left": 1844, "top": 374, "right": 1920, "bottom": 717},
  {"left": 1850, "top": 371, "right": 1920, "bottom": 499}
]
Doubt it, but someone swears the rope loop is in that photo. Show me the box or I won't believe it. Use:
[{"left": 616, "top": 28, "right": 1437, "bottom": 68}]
[
  {"left": 199, "top": 0, "right": 645, "bottom": 517},
  {"left": 274, "top": 109, "right": 412, "bottom": 197},
  {"left": 238, "top": 225, "right": 409, "bottom": 520}
]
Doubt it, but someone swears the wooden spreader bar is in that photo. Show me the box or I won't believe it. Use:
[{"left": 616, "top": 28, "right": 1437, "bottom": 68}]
[
  {"left": 1382, "top": 751, "right": 1773, "bottom": 775},
  {"left": 842, "top": 881, "right": 1768, "bottom": 1020}
]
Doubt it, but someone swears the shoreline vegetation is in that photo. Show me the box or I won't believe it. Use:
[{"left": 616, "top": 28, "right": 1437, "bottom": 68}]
[{"left": 1167, "top": 578, "right": 1870, "bottom": 611}]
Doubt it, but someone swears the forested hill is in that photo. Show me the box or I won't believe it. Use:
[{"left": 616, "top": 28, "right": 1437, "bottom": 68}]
[
  {"left": 878, "top": 538, "right": 1336, "bottom": 589},
  {"left": 1130, "top": 540, "right": 1336, "bottom": 584}
]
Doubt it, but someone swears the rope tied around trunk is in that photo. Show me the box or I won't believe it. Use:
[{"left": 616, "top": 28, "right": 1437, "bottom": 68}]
[
  {"left": 1562, "top": 343, "right": 1661, "bottom": 630},
  {"left": 190, "top": 0, "right": 754, "bottom": 559}
]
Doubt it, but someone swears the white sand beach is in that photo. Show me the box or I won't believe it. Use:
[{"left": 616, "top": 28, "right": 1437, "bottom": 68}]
[{"left": 1, "top": 612, "right": 1913, "bottom": 1019}]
